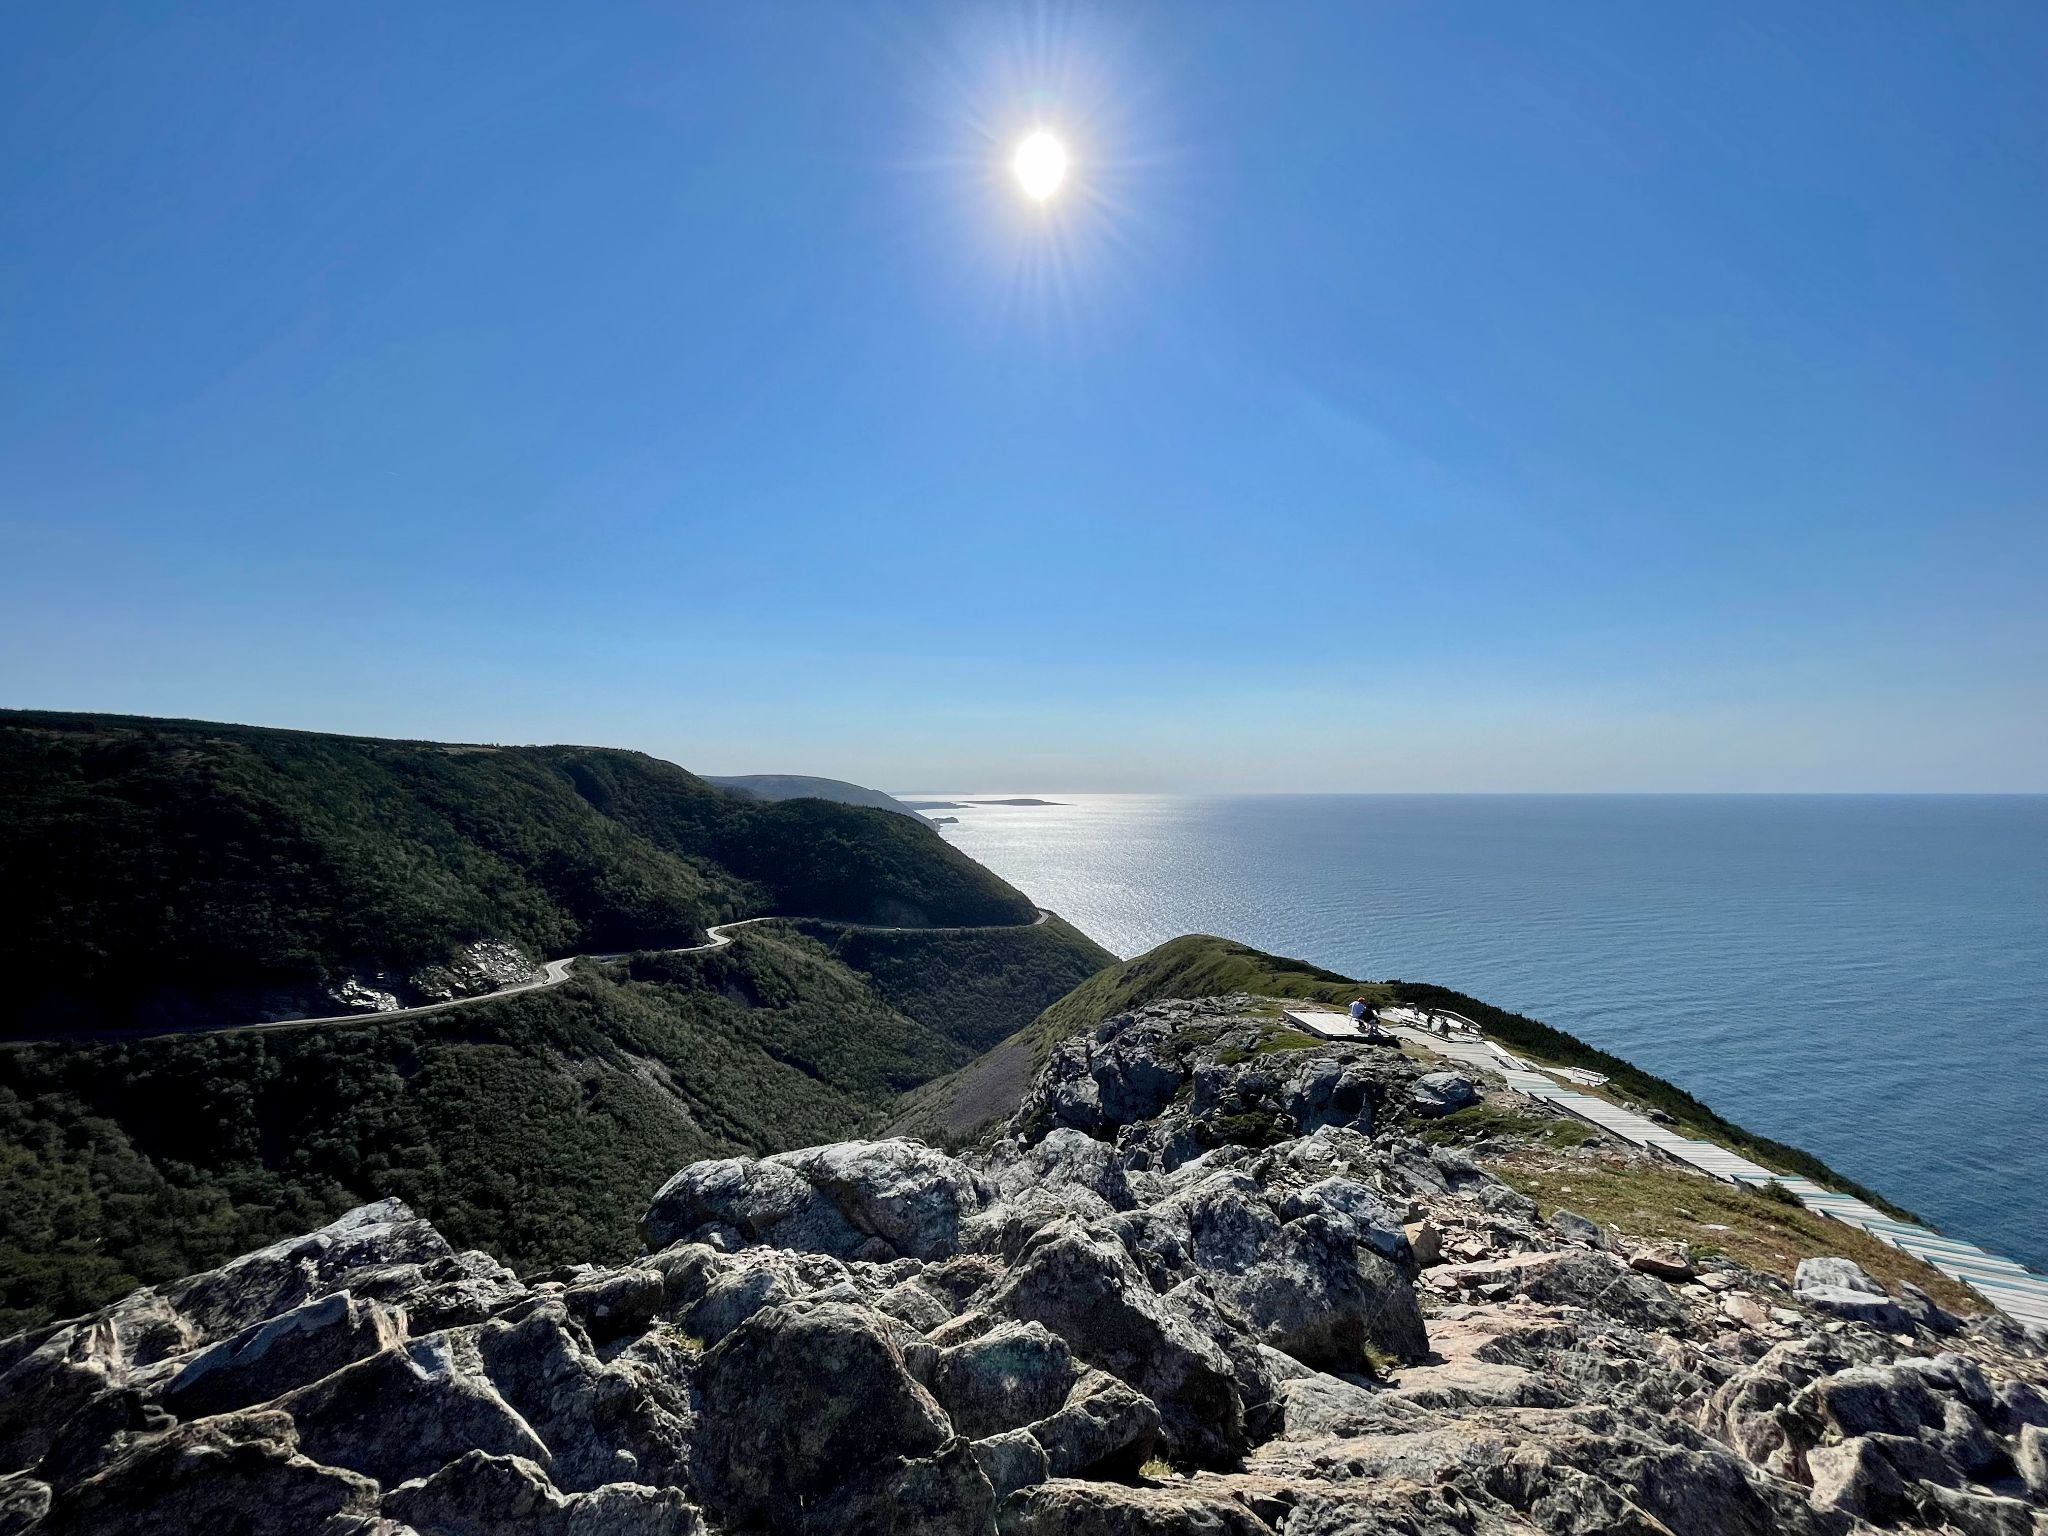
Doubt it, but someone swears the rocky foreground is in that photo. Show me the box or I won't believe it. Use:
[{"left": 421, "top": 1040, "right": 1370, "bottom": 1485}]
[{"left": 2, "top": 998, "right": 2045, "bottom": 1535}]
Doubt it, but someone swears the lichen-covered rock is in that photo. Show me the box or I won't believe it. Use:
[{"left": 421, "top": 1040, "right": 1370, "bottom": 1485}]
[
  {"left": 989, "top": 1221, "right": 1245, "bottom": 1466},
  {"left": 1407, "top": 1072, "right": 1479, "bottom": 1117},
  {"left": 165, "top": 1199, "right": 451, "bottom": 1345},
  {"left": 276, "top": 1335, "right": 552, "bottom": 1488},
  {"left": 643, "top": 1140, "right": 994, "bottom": 1261},
  {"left": 381, "top": 1450, "right": 701, "bottom": 1536},
  {"left": 693, "top": 1301, "right": 988, "bottom": 1535},
  {"left": 928, "top": 1322, "right": 1077, "bottom": 1439},
  {"left": 997, "top": 1478, "right": 1274, "bottom": 1536},
  {"left": 1024, "top": 1368, "right": 1161, "bottom": 1479},
  {"left": 164, "top": 1291, "right": 405, "bottom": 1420},
  {"left": 35, "top": 1410, "right": 379, "bottom": 1536}
]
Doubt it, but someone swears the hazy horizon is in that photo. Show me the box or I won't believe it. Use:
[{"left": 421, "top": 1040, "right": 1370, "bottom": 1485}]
[{"left": 5, "top": 3, "right": 2044, "bottom": 791}]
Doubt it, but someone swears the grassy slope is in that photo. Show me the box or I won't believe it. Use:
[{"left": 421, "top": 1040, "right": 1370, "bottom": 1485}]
[
  {"left": 0, "top": 711, "right": 1034, "bottom": 1035},
  {"left": 0, "top": 925, "right": 1015, "bottom": 1332},
  {"left": 896, "top": 935, "right": 1915, "bottom": 1222}
]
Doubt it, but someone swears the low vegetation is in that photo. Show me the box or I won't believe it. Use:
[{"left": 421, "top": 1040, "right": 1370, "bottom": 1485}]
[
  {"left": 1413, "top": 1100, "right": 1601, "bottom": 1151},
  {"left": 1495, "top": 1157, "right": 1983, "bottom": 1315}
]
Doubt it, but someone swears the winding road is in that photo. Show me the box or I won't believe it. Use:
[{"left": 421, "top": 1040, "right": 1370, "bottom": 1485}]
[{"left": 7, "top": 909, "right": 1052, "bottom": 1047}]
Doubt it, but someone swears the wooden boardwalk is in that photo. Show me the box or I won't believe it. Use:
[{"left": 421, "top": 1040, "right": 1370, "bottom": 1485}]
[{"left": 1285, "top": 1006, "right": 2048, "bottom": 1329}]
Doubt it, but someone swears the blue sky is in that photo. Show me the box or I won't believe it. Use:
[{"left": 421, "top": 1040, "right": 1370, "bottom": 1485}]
[{"left": 3, "top": 2, "right": 2044, "bottom": 790}]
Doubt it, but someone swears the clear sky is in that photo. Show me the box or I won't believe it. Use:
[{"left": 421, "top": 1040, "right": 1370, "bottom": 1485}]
[{"left": 4, "top": 3, "right": 2044, "bottom": 791}]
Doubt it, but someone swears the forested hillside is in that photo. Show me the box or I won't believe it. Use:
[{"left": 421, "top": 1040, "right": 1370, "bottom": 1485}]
[
  {"left": 0, "top": 916, "right": 1111, "bottom": 1330},
  {"left": 0, "top": 711, "right": 1035, "bottom": 1035}
]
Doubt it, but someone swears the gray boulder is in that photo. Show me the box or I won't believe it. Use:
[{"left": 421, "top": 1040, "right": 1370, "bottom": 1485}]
[
  {"left": 987, "top": 1221, "right": 1245, "bottom": 1466},
  {"left": 927, "top": 1322, "right": 1076, "bottom": 1439},
  {"left": 1791, "top": 1256, "right": 1915, "bottom": 1327},
  {"left": 34, "top": 1410, "right": 379, "bottom": 1536},
  {"left": 1548, "top": 1209, "right": 1611, "bottom": 1250},
  {"left": 1793, "top": 1256, "right": 1884, "bottom": 1297},
  {"left": 1014, "top": 1018, "right": 1187, "bottom": 1139},
  {"left": 642, "top": 1141, "right": 994, "bottom": 1262},
  {"left": 967, "top": 1428, "right": 1048, "bottom": 1499},
  {"left": 1004, "top": 1129, "right": 1134, "bottom": 1210},
  {"left": 1275, "top": 1178, "right": 1411, "bottom": 1266},
  {"left": 1407, "top": 1072, "right": 1479, "bottom": 1118},
  {"left": 693, "top": 1301, "right": 991, "bottom": 1536},
  {"left": 1131, "top": 1172, "right": 1428, "bottom": 1370},
  {"left": 164, "top": 1198, "right": 451, "bottom": 1345},
  {"left": 1810, "top": 1364, "right": 1946, "bottom": 1438},
  {"left": 1284, "top": 1057, "right": 1377, "bottom": 1134},
  {"left": 1805, "top": 1436, "right": 1910, "bottom": 1522},
  {"left": 381, "top": 1450, "right": 700, "bottom": 1536},
  {"left": 276, "top": 1334, "right": 551, "bottom": 1488},
  {"left": 164, "top": 1291, "right": 405, "bottom": 1420},
  {"left": 1023, "top": 1368, "right": 1161, "bottom": 1478},
  {"left": 475, "top": 1304, "right": 692, "bottom": 1492}
]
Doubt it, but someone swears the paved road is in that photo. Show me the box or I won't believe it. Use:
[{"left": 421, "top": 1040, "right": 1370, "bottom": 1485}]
[
  {"left": 7, "top": 908, "right": 1051, "bottom": 1047},
  {"left": 1285, "top": 1004, "right": 2048, "bottom": 1330}
]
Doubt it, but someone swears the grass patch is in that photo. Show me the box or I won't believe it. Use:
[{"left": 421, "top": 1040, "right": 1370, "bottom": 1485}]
[
  {"left": 1416, "top": 1101, "right": 1598, "bottom": 1150},
  {"left": 1497, "top": 1160, "right": 1983, "bottom": 1315},
  {"left": 1215, "top": 1026, "right": 1326, "bottom": 1066},
  {"left": 1251, "top": 1028, "right": 1325, "bottom": 1056}
]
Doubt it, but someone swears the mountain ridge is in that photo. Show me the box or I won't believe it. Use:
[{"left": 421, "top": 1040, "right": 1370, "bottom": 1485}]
[{"left": 0, "top": 710, "right": 1033, "bottom": 1037}]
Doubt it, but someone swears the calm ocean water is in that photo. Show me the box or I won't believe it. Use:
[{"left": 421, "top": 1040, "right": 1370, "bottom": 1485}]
[{"left": 923, "top": 795, "right": 2048, "bottom": 1271}]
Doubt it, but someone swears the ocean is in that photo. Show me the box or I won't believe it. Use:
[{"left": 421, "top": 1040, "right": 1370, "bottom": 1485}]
[{"left": 922, "top": 794, "right": 2048, "bottom": 1272}]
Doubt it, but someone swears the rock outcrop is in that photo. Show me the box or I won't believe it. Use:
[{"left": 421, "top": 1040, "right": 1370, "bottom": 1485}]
[{"left": 2, "top": 994, "right": 2043, "bottom": 1535}]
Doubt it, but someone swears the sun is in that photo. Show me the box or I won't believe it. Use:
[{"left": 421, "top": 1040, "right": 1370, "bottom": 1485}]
[{"left": 1012, "top": 130, "right": 1069, "bottom": 203}]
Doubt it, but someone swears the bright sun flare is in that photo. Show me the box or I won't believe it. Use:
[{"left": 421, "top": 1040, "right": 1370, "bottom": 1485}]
[{"left": 1012, "top": 130, "right": 1069, "bottom": 202}]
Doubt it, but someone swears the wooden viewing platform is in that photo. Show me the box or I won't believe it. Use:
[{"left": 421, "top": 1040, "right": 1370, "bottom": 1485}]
[{"left": 1284, "top": 1004, "right": 2048, "bottom": 1329}]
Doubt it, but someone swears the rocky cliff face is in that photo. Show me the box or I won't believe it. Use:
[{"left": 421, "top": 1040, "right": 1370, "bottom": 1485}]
[{"left": 2, "top": 996, "right": 2044, "bottom": 1535}]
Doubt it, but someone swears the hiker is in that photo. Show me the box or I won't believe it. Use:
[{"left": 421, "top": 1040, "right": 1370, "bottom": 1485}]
[{"left": 1349, "top": 998, "right": 1367, "bottom": 1028}]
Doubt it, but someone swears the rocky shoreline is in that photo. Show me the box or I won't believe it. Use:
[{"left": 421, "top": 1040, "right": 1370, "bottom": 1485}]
[{"left": 2, "top": 996, "right": 2043, "bottom": 1534}]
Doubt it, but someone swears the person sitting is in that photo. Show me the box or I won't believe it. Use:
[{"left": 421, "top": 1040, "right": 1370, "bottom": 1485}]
[{"left": 1349, "top": 998, "right": 1368, "bottom": 1028}]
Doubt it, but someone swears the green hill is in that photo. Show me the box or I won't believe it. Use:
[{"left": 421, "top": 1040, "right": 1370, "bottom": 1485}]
[{"left": 0, "top": 710, "right": 1036, "bottom": 1036}]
